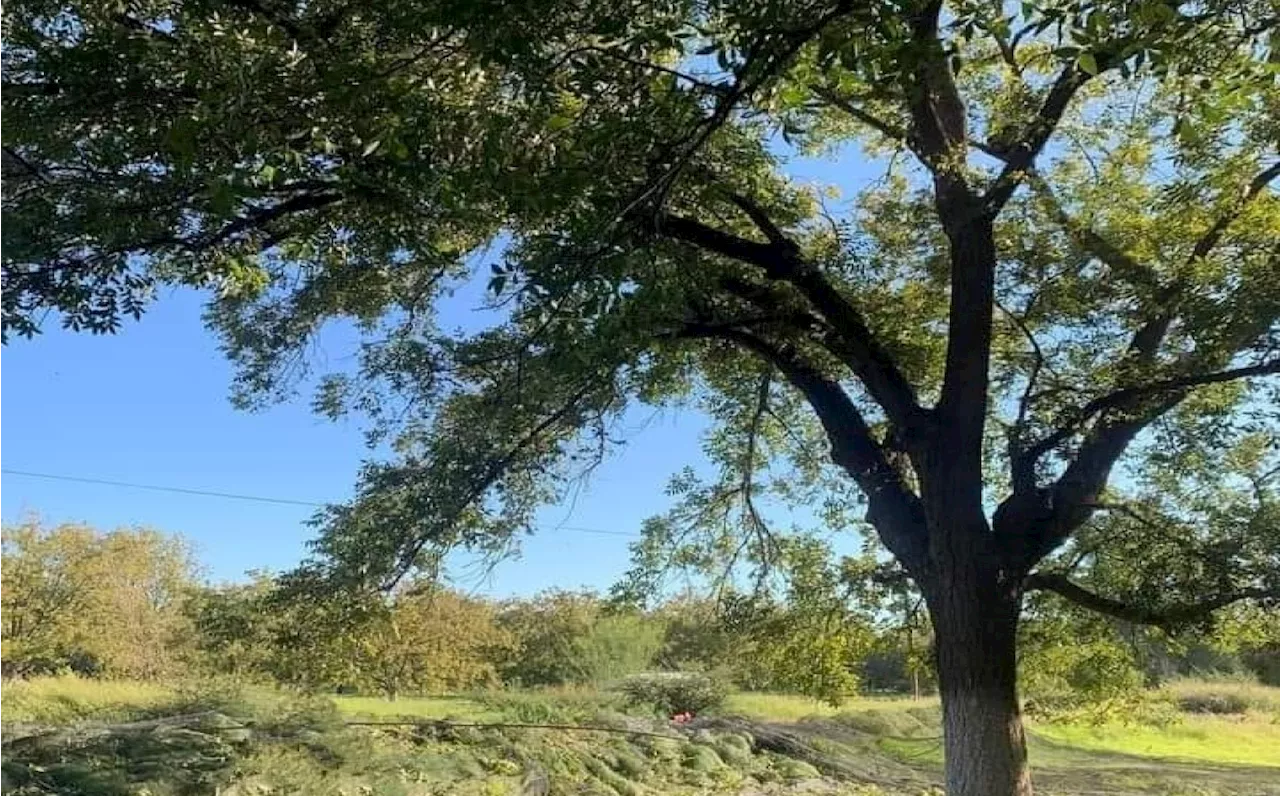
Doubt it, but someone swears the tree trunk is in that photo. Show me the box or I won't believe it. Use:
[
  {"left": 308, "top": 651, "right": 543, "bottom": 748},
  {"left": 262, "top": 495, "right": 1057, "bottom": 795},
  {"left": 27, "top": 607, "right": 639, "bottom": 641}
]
[{"left": 926, "top": 576, "right": 1032, "bottom": 796}]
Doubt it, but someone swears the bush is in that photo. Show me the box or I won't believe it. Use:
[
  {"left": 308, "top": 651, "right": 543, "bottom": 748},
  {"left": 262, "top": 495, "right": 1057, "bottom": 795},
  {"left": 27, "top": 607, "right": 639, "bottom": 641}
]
[
  {"left": 1243, "top": 647, "right": 1280, "bottom": 686},
  {"left": 577, "top": 613, "right": 667, "bottom": 682},
  {"left": 1161, "top": 675, "right": 1280, "bottom": 715},
  {"left": 617, "top": 672, "right": 727, "bottom": 717},
  {"left": 1176, "top": 691, "right": 1252, "bottom": 714},
  {"left": 475, "top": 686, "right": 626, "bottom": 724}
]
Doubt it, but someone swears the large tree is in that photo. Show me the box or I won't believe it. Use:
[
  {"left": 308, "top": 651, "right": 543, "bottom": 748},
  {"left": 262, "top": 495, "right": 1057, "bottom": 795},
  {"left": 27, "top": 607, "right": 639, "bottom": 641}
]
[{"left": 4, "top": 1, "right": 1279, "bottom": 792}]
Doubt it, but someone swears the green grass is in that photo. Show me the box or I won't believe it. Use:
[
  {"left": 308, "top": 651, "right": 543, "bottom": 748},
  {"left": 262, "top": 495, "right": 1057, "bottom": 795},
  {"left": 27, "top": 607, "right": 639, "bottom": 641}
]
[
  {"left": 1033, "top": 713, "right": 1280, "bottom": 768},
  {"left": 333, "top": 685, "right": 629, "bottom": 725},
  {"left": 1025, "top": 676, "right": 1280, "bottom": 770},
  {"left": 333, "top": 693, "right": 500, "bottom": 722},
  {"left": 1, "top": 674, "right": 178, "bottom": 724},
  {"left": 724, "top": 691, "right": 936, "bottom": 722}
]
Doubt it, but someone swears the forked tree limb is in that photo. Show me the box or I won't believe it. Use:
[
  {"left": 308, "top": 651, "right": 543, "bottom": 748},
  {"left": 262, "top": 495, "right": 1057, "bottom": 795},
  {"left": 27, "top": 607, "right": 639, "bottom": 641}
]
[
  {"left": 675, "top": 321, "right": 929, "bottom": 572},
  {"left": 658, "top": 211, "right": 925, "bottom": 430}
]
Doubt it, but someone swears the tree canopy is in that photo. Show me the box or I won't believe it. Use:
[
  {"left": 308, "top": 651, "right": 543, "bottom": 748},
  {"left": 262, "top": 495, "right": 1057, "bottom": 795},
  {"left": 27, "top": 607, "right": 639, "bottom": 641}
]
[
  {"left": 1, "top": 520, "right": 197, "bottom": 678},
  {"left": 5, "top": 1, "right": 1279, "bottom": 793}
]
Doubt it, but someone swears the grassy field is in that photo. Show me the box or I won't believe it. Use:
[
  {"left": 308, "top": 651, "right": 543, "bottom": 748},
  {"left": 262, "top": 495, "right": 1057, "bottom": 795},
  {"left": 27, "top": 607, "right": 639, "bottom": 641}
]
[
  {"left": 334, "top": 693, "right": 499, "bottom": 721},
  {"left": 3, "top": 675, "right": 1278, "bottom": 795},
  {"left": 0, "top": 674, "right": 179, "bottom": 724},
  {"left": 1033, "top": 715, "right": 1280, "bottom": 767},
  {"left": 724, "top": 691, "right": 940, "bottom": 722}
]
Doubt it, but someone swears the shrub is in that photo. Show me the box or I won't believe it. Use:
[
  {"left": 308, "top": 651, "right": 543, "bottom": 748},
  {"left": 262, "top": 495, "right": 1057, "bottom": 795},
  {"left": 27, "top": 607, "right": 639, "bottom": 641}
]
[
  {"left": 1161, "top": 675, "right": 1280, "bottom": 715},
  {"left": 577, "top": 613, "right": 666, "bottom": 682},
  {"left": 1243, "top": 647, "right": 1280, "bottom": 686},
  {"left": 476, "top": 687, "right": 624, "bottom": 723},
  {"left": 1176, "top": 691, "right": 1251, "bottom": 714},
  {"left": 618, "top": 672, "right": 727, "bottom": 717}
]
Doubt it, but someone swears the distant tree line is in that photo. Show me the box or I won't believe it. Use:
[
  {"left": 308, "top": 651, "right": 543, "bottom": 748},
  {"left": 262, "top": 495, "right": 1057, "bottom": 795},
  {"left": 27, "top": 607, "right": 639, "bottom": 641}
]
[{"left": 3, "top": 519, "right": 1277, "bottom": 709}]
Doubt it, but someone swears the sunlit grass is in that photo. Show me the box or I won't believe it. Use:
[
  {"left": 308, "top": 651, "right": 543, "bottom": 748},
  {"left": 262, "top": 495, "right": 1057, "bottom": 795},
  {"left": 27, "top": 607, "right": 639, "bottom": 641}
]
[
  {"left": 724, "top": 691, "right": 935, "bottom": 722},
  {"left": 332, "top": 693, "right": 500, "bottom": 722},
  {"left": 1, "top": 674, "right": 178, "bottom": 723},
  {"left": 1033, "top": 713, "right": 1280, "bottom": 767},
  {"left": 728, "top": 682, "right": 1280, "bottom": 770}
]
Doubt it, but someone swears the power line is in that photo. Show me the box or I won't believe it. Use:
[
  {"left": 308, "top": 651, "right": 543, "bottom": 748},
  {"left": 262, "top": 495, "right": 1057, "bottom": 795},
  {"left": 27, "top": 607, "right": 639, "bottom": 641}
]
[
  {"left": 2, "top": 468, "right": 323, "bottom": 507},
  {"left": 550, "top": 525, "right": 639, "bottom": 537},
  {"left": 0, "top": 468, "right": 640, "bottom": 537}
]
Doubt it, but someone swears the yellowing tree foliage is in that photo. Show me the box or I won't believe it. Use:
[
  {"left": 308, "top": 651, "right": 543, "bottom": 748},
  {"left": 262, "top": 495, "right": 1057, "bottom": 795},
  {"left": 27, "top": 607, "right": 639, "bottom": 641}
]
[
  {"left": 1, "top": 520, "right": 197, "bottom": 678},
  {"left": 350, "top": 585, "right": 514, "bottom": 700}
]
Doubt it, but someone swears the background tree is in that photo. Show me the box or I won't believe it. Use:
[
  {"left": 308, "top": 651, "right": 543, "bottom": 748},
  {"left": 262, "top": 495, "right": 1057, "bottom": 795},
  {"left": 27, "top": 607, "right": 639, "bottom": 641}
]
[
  {"left": 182, "top": 572, "right": 291, "bottom": 680},
  {"left": 5, "top": 1, "right": 1279, "bottom": 793},
  {"left": 2, "top": 520, "right": 197, "bottom": 678},
  {"left": 349, "top": 584, "right": 513, "bottom": 700},
  {"left": 493, "top": 590, "right": 664, "bottom": 686},
  {"left": 726, "top": 539, "right": 877, "bottom": 704}
]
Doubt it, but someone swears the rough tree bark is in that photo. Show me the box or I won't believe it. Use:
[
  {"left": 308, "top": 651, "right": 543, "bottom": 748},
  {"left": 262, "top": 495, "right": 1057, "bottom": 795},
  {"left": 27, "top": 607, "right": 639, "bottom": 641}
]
[
  {"left": 923, "top": 563, "right": 1032, "bottom": 796},
  {"left": 909, "top": 499, "right": 1036, "bottom": 794}
]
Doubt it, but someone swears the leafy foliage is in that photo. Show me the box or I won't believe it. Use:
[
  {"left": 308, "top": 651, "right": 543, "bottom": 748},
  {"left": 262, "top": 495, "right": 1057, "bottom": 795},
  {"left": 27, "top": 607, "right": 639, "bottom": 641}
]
[
  {"left": 343, "top": 584, "right": 514, "bottom": 699},
  {"left": 1, "top": 520, "right": 197, "bottom": 679},
  {"left": 495, "top": 590, "right": 667, "bottom": 686},
  {"left": 618, "top": 671, "right": 729, "bottom": 717},
  {"left": 6, "top": 4, "right": 1280, "bottom": 780}
]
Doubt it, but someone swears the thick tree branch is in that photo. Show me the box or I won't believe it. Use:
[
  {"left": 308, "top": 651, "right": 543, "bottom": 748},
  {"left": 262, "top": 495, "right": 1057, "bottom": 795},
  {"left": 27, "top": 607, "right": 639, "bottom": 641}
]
[
  {"left": 984, "top": 54, "right": 1117, "bottom": 211},
  {"left": 900, "top": 6, "right": 1002, "bottom": 478},
  {"left": 1021, "top": 359, "right": 1280, "bottom": 469},
  {"left": 627, "top": 2, "right": 857, "bottom": 219},
  {"left": 983, "top": 72, "right": 1083, "bottom": 209},
  {"left": 725, "top": 192, "right": 797, "bottom": 250},
  {"left": 905, "top": 1, "right": 968, "bottom": 170},
  {"left": 935, "top": 212, "right": 997, "bottom": 472},
  {"left": 1025, "top": 572, "right": 1277, "bottom": 629},
  {"left": 199, "top": 190, "right": 343, "bottom": 250},
  {"left": 658, "top": 212, "right": 926, "bottom": 429},
  {"left": 1189, "top": 160, "right": 1280, "bottom": 263},
  {"left": 676, "top": 322, "right": 928, "bottom": 572},
  {"left": 999, "top": 357, "right": 1279, "bottom": 568}
]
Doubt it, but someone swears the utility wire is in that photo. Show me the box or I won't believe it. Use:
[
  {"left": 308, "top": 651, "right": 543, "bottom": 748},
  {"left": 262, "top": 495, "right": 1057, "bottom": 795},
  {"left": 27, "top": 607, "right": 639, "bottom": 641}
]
[
  {"left": 2, "top": 468, "right": 322, "bottom": 507},
  {"left": 1, "top": 468, "right": 640, "bottom": 538}
]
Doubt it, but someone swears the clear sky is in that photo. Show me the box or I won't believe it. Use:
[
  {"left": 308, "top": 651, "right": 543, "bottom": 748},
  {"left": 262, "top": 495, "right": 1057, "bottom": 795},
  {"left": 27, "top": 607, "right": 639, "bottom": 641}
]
[
  {"left": 1, "top": 151, "right": 877, "bottom": 596},
  {"left": 0, "top": 284, "right": 726, "bottom": 594}
]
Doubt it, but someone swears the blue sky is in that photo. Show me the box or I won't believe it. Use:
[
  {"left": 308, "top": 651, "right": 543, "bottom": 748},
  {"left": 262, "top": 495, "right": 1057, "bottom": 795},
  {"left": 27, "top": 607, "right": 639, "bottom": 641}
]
[
  {"left": 1, "top": 149, "right": 880, "bottom": 595},
  {"left": 1, "top": 285, "right": 726, "bottom": 594}
]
